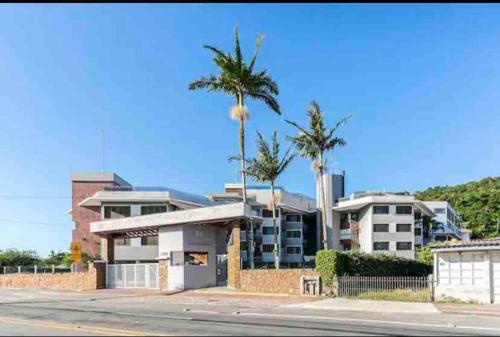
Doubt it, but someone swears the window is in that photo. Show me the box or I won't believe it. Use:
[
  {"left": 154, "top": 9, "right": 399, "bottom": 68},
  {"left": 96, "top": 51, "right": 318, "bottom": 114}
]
[
  {"left": 396, "top": 242, "right": 412, "bottom": 250},
  {"left": 104, "top": 206, "right": 131, "bottom": 219},
  {"left": 262, "top": 209, "right": 279, "bottom": 218},
  {"left": 414, "top": 210, "right": 422, "bottom": 220},
  {"left": 373, "top": 224, "right": 389, "bottom": 232},
  {"left": 373, "top": 242, "right": 389, "bottom": 251},
  {"left": 240, "top": 241, "right": 248, "bottom": 251},
  {"left": 114, "top": 237, "right": 131, "bottom": 246},
  {"left": 373, "top": 206, "right": 389, "bottom": 214},
  {"left": 434, "top": 208, "right": 446, "bottom": 214},
  {"left": 141, "top": 236, "right": 158, "bottom": 246},
  {"left": 286, "top": 246, "right": 301, "bottom": 255},
  {"left": 415, "top": 228, "right": 422, "bottom": 236},
  {"left": 262, "top": 227, "right": 278, "bottom": 235},
  {"left": 350, "top": 212, "right": 359, "bottom": 222},
  {"left": 285, "top": 214, "right": 301, "bottom": 223},
  {"left": 396, "top": 205, "right": 412, "bottom": 215},
  {"left": 170, "top": 251, "right": 208, "bottom": 266},
  {"left": 286, "top": 230, "right": 301, "bottom": 238},
  {"left": 396, "top": 224, "right": 412, "bottom": 232},
  {"left": 262, "top": 244, "right": 275, "bottom": 253},
  {"left": 340, "top": 213, "right": 350, "bottom": 229},
  {"left": 141, "top": 205, "right": 167, "bottom": 215}
]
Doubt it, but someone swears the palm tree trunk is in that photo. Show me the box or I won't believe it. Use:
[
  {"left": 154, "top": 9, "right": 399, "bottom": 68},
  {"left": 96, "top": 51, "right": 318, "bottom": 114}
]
[
  {"left": 238, "top": 94, "right": 253, "bottom": 268},
  {"left": 318, "top": 154, "right": 329, "bottom": 251},
  {"left": 270, "top": 182, "right": 280, "bottom": 269},
  {"left": 238, "top": 95, "right": 248, "bottom": 204}
]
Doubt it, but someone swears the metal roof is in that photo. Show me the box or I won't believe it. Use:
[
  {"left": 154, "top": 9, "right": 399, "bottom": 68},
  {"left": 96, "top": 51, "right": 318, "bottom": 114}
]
[{"left": 431, "top": 237, "right": 500, "bottom": 251}]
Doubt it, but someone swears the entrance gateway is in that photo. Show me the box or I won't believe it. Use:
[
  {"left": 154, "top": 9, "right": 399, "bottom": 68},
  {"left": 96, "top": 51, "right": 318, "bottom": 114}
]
[{"left": 107, "top": 263, "right": 159, "bottom": 289}]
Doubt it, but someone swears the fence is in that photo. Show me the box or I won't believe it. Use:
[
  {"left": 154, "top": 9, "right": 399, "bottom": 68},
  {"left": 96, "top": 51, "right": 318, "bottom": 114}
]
[
  {"left": 337, "top": 276, "right": 433, "bottom": 302},
  {"left": 2, "top": 265, "right": 72, "bottom": 275}
]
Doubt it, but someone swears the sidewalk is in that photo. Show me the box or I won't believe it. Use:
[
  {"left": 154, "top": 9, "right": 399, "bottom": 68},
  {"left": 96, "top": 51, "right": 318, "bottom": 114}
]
[
  {"left": 436, "top": 303, "right": 500, "bottom": 317},
  {"left": 282, "top": 298, "right": 440, "bottom": 314}
]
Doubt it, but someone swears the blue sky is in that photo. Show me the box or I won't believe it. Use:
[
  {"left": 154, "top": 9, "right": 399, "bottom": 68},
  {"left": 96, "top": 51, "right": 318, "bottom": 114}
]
[{"left": 1, "top": 4, "right": 499, "bottom": 256}]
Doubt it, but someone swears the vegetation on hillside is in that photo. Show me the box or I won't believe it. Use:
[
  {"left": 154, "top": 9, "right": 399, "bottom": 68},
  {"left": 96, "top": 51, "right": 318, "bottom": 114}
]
[{"left": 416, "top": 177, "right": 500, "bottom": 239}]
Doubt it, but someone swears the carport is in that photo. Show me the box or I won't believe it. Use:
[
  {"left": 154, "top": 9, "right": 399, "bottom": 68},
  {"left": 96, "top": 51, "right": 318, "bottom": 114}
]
[{"left": 432, "top": 238, "right": 500, "bottom": 304}]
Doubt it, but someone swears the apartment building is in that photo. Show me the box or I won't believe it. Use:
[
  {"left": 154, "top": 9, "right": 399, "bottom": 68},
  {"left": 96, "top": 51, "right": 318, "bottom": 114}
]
[
  {"left": 208, "top": 184, "right": 319, "bottom": 268},
  {"left": 70, "top": 172, "right": 216, "bottom": 260},
  {"left": 422, "top": 201, "right": 470, "bottom": 242},
  {"left": 332, "top": 192, "right": 436, "bottom": 259}
]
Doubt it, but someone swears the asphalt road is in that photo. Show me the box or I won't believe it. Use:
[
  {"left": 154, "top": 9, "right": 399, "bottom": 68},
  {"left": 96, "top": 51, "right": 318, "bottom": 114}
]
[{"left": 1, "top": 289, "right": 500, "bottom": 336}]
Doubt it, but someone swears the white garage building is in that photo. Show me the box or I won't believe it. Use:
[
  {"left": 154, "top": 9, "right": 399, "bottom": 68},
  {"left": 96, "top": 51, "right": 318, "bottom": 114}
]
[{"left": 432, "top": 238, "right": 500, "bottom": 304}]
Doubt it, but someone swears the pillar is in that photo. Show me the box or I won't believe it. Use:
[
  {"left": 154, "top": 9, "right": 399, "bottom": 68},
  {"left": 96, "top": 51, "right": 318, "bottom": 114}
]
[
  {"left": 227, "top": 220, "right": 241, "bottom": 289},
  {"left": 158, "top": 258, "right": 169, "bottom": 294},
  {"left": 101, "top": 236, "right": 114, "bottom": 263}
]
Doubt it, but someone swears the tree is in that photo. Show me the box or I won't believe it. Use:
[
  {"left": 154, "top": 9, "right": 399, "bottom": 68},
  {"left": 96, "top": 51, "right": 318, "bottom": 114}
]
[
  {"left": 286, "top": 101, "right": 351, "bottom": 250},
  {"left": 417, "top": 244, "right": 434, "bottom": 266},
  {"left": 0, "top": 249, "right": 40, "bottom": 266},
  {"left": 245, "top": 131, "right": 296, "bottom": 269},
  {"left": 43, "top": 250, "right": 71, "bottom": 267},
  {"left": 189, "top": 27, "right": 281, "bottom": 203}
]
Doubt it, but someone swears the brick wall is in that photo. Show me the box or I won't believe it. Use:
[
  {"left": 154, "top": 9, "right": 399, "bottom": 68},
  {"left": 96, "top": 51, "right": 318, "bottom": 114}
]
[
  {"left": 239, "top": 268, "right": 319, "bottom": 295},
  {"left": 71, "top": 181, "right": 117, "bottom": 257},
  {"left": 0, "top": 263, "right": 100, "bottom": 291}
]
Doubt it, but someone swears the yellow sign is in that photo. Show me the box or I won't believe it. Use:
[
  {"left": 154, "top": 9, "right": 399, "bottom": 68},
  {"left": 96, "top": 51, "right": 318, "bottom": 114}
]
[{"left": 70, "top": 242, "right": 82, "bottom": 263}]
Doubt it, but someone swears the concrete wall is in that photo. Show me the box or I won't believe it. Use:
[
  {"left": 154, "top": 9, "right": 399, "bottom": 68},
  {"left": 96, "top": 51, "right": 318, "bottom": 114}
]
[
  {"left": 183, "top": 224, "right": 217, "bottom": 290},
  {"left": 114, "top": 245, "right": 158, "bottom": 262},
  {"left": 239, "top": 269, "right": 318, "bottom": 295},
  {"left": 0, "top": 263, "right": 100, "bottom": 291}
]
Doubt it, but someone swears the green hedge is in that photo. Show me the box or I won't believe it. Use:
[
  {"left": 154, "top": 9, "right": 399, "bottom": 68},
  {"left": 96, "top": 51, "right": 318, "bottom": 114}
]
[{"left": 316, "top": 250, "right": 432, "bottom": 287}]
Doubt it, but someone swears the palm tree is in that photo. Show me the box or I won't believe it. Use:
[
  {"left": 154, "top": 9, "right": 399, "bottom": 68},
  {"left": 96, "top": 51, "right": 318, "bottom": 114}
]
[
  {"left": 286, "top": 101, "right": 351, "bottom": 250},
  {"left": 189, "top": 27, "right": 281, "bottom": 203},
  {"left": 246, "top": 131, "right": 296, "bottom": 269}
]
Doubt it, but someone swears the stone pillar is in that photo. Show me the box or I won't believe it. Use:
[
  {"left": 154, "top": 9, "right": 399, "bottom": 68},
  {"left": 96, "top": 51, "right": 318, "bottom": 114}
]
[
  {"left": 227, "top": 221, "right": 241, "bottom": 289},
  {"left": 158, "top": 258, "right": 169, "bottom": 294}
]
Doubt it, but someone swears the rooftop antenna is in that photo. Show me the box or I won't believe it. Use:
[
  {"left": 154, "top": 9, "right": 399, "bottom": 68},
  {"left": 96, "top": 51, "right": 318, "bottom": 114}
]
[{"left": 101, "top": 129, "right": 105, "bottom": 173}]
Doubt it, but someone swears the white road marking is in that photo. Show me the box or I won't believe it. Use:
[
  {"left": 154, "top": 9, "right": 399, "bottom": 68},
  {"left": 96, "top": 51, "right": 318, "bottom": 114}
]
[{"left": 236, "top": 312, "right": 500, "bottom": 333}]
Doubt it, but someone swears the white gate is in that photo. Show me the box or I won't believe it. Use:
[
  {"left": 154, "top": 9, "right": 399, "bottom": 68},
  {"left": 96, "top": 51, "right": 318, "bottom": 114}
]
[{"left": 107, "top": 263, "right": 159, "bottom": 289}]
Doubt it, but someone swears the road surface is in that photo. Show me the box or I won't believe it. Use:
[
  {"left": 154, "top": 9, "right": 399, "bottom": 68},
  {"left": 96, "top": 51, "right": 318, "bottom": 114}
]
[{"left": 0, "top": 289, "right": 499, "bottom": 336}]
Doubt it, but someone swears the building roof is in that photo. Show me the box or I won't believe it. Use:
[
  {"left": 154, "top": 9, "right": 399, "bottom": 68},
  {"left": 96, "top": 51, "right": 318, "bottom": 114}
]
[
  {"left": 431, "top": 237, "right": 500, "bottom": 252},
  {"left": 70, "top": 172, "right": 130, "bottom": 186},
  {"left": 90, "top": 202, "right": 261, "bottom": 235},
  {"left": 333, "top": 193, "right": 435, "bottom": 216}
]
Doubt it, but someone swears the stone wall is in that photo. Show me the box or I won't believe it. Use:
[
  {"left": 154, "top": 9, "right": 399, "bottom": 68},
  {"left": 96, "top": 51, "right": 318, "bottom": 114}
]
[
  {"left": 239, "top": 268, "right": 319, "bottom": 295},
  {"left": 227, "top": 222, "right": 241, "bottom": 289},
  {"left": 0, "top": 263, "right": 100, "bottom": 291}
]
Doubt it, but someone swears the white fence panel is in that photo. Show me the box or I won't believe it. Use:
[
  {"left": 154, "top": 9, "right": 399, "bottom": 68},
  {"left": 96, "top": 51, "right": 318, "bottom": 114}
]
[{"left": 107, "top": 263, "right": 159, "bottom": 289}]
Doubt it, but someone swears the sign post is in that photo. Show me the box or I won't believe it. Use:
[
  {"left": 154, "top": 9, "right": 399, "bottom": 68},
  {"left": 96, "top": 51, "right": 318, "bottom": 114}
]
[{"left": 70, "top": 242, "right": 82, "bottom": 272}]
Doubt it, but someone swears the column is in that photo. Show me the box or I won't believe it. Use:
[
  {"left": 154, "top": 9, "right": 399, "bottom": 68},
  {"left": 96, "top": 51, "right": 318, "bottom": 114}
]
[{"left": 227, "top": 220, "right": 241, "bottom": 289}]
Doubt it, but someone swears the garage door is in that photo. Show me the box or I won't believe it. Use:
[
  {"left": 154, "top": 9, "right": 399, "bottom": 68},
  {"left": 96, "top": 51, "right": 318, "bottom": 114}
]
[{"left": 493, "top": 253, "right": 500, "bottom": 303}]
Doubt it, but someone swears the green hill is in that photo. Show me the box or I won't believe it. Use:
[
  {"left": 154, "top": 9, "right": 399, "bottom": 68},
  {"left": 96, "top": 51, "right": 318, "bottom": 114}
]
[{"left": 415, "top": 177, "right": 500, "bottom": 239}]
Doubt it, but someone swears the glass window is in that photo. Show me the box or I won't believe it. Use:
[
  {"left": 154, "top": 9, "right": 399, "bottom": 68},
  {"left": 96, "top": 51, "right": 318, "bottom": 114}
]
[
  {"left": 240, "top": 241, "right": 248, "bottom": 251},
  {"left": 396, "top": 224, "right": 412, "bottom": 232},
  {"left": 373, "top": 206, "right": 389, "bottom": 214},
  {"left": 340, "top": 213, "right": 350, "bottom": 229},
  {"left": 350, "top": 212, "right": 359, "bottom": 222},
  {"left": 396, "top": 206, "right": 412, "bottom": 215},
  {"left": 415, "top": 228, "right": 422, "bottom": 236},
  {"left": 373, "top": 242, "right": 389, "bottom": 251},
  {"left": 434, "top": 208, "right": 446, "bottom": 214},
  {"left": 285, "top": 214, "right": 301, "bottom": 222},
  {"left": 373, "top": 224, "right": 389, "bottom": 232},
  {"left": 286, "top": 246, "right": 301, "bottom": 255},
  {"left": 141, "top": 205, "right": 167, "bottom": 215},
  {"left": 262, "top": 227, "right": 278, "bottom": 235},
  {"left": 286, "top": 231, "right": 301, "bottom": 238},
  {"left": 104, "top": 206, "right": 131, "bottom": 219},
  {"left": 262, "top": 244, "right": 275, "bottom": 253},
  {"left": 114, "top": 237, "right": 131, "bottom": 246},
  {"left": 396, "top": 242, "right": 412, "bottom": 250},
  {"left": 141, "top": 236, "right": 158, "bottom": 246},
  {"left": 414, "top": 210, "right": 422, "bottom": 220},
  {"left": 262, "top": 209, "right": 279, "bottom": 218}
]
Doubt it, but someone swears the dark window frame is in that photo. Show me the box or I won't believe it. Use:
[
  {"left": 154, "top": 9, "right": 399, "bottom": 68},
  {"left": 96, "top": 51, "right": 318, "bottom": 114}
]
[{"left": 373, "top": 206, "right": 389, "bottom": 214}]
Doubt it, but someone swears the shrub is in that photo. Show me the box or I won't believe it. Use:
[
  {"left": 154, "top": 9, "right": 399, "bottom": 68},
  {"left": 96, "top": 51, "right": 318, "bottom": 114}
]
[{"left": 315, "top": 250, "right": 431, "bottom": 287}]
